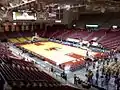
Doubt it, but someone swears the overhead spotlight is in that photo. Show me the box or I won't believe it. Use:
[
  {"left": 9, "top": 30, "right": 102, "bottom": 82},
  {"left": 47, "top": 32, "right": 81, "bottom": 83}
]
[
  {"left": 65, "top": 5, "right": 70, "bottom": 10},
  {"left": 9, "top": 3, "right": 13, "bottom": 7},
  {"left": 3, "top": 13, "right": 7, "bottom": 17},
  {"left": 85, "top": 5, "right": 91, "bottom": 10},
  {"left": 87, "top": 0, "right": 91, "bottom": 2},
  {"left": 0, "top": 18, "right": 2, "bottom": 21},
  {"left": 1, "top": 7, "right": 5, "bottom": 11},
  {"left": 55, "top": 20, "right": 61, "bottom": 23},
  {"left": 13, "top": 23, "right": 16, "bottom": 25},
  {"left": 112, "top": 25, "right": 117, "bottom": 29},
  {"left": 101, "top": 7, "right": 105, "bottom": 13},
  {"left": 73, "top": 24, "right": 76, "bottom": 27},
  {"left": 57, "top": 6, "right": 60, "bottom": 10},
  {"left": 31, "top": 8, "right": 34, "bottom": 10},
  {"left": 3, "top": 10, "right": 8, "bottom": 18}
]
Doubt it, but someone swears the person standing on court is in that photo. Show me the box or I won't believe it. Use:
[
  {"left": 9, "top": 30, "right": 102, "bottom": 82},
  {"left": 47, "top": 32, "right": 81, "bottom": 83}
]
[
  {"left": 95, "top": 69, "right": 99, "bottom": 84},
  {"left": 74, "top": 74, "right": 79, "bottom": 85}
]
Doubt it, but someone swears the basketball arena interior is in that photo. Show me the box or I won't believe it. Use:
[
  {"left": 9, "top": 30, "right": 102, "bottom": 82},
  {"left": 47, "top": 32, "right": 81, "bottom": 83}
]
[{"left": 1, "top": 0, "right": 120, "bottom": 90}]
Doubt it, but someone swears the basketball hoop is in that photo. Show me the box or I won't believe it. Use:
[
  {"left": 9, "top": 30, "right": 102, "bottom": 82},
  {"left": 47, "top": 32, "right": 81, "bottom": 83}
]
[{"left": 32, "top": 33, "right": 39, "bottom": 42}]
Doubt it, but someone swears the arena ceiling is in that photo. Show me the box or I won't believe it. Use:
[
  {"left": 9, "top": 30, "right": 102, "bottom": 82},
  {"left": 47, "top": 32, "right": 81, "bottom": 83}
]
[{"left": 0, "top": 0, "right": 120, "bottom": 20}]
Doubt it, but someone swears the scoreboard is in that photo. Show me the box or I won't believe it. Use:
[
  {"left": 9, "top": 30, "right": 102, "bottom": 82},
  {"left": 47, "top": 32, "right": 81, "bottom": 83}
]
[
  {"left": 85, "top": 24, "right": 99, "bottom": 31},
  {"left": 13, "top": 11, "right": 37, "bottom": 20}
]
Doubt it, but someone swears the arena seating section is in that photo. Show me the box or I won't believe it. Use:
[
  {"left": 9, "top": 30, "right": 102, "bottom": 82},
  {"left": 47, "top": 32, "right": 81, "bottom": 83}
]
[
  {"left": 44, "top": 29, "right": 120, "bottom": 50},
  {"left": 1, "top": 28, "right": 120, "bottom": 50},
  {"left": 1, "top": 25, "right": 120, "bottom": 90},
  {"left": 0, "top": 43, "right": 80, "bottom": 90}
]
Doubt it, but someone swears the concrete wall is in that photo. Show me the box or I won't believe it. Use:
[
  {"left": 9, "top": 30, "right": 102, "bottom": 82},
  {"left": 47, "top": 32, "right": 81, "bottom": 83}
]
[{"left": 62, "top": 9, "right": 79, "bottom": 28}]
